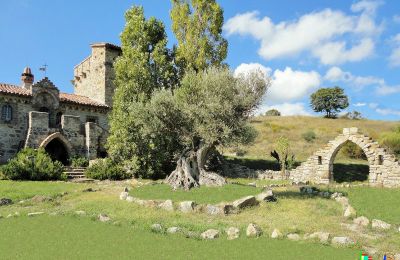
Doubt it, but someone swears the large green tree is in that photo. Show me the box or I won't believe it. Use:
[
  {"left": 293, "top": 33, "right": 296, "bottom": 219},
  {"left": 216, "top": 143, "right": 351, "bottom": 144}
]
[
  {"left": 310, "top": 87, "right": 349, "bottom": 118},
  {"left": 170, "top": 0, "right": 228, "bottom": 74},
  {"left": 107, "top": 6, "right": 179, "bottom": 178},
  {"left": 161, "top": 67, "right": 269, "bottom": 190}
]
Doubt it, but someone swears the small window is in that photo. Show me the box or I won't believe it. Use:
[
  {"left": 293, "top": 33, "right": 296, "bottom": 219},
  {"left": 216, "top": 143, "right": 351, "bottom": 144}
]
[
  {"left": 86, "top": 116, "right": 98, "bottom": 124},
  {"left": 378, "top": 155, "right": 384, "bottom": 165},
  {"left": 318, "top": 156, "right": 322, "bottom": 165},
  {"left": 1, "top": 104, "right": 13, "bottom": 122},
  {"left": 55, "top": 112, "right": 63, "bottom": 127}
]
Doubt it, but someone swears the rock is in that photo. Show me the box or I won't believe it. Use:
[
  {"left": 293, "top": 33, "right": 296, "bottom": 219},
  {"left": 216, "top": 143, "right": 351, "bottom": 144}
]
[
  {"left": 179, "top": 201, "right": 196, "bottom": 213},
  {"left": 184, "top": 231, "right": 200, "bottom": 239},
  {"left": 206, "top": 205, "right": 222, "bottom": 215},
  {"left": 167, "top": 227, "right": 181, "bottom": 234},
  {"left": 75, "top": 210, "right": 86, "bottom": 216},
  {"left": 343, "top": 205, "right": 356, "bottom": 218},
  {"left": 353, "top": 216, "right": 370, "bottom": 227},
  {"left": 119, "top": 192, "right": 129, "bottom": 200},
  {"left": 151, "top": 224, "right": 163, "bottom": 232},
  {"left": 233, "top": 196, "right": 259, "bottom": 210},
  {"left": 308, "top": 232, "right": 330, "bottom": 243},
  {"left": 217, "top": 203, "right": 237, "bottom": 215},
  {"left": 82, "top": 188, "right": 95, "bottom": 192},
  {"left": 126, "top": 196, "right": 135, "bottom": 203},
  {"left": 159, "top": 200, "right": 174, "bottom": 211},
  {"left": 335, "top": 197, "right": 349, "bottom": 207},
  {"left": 248, "top": 182, "right": 257, "bottom": 187},
  {"left": 371, "top": 219, "right": 391, "bottom": 230},
  {"left": 300, "top": 186, "right": 320, "bottom": 195},
  {"left": 226, "top": 227, "right": 240, "bottom": 240},
  {"left": 0, "top": 198, "right": 12, "bottom": 206},
  {"left": 256, "top": 190, "right": 277, "bottom": 202},
  {"left": 331, "top": 236, "right": 355, "bottom": 246},
  {"left": 98, "top": 214, "right": 110, "bottom": 222},
  {"left": 31, "top": 195, "right": 52, "bottom": 203},
  {"left": 394, "top": 254, "right": 400, "bottom": 260},
  {"left": 287, "top": 233, "right": 301, "bottom": 241},
  {"left": 27, "top": 212, "right": 44, "bottom": 217},
  {"left": 271, "top": 229, "right": 282, "bottom": 239},
  {"left": 246, "top": 223, "right": 262, "bottom": 238},
  {"left": 123, "top": 187, "right": 129, "bottom": 192},
  {"left": 142, "top": 200, "right": 158, "bottom": 208},
  {"left": 201, "top": 229, "right": 220, "bottom": 240}
]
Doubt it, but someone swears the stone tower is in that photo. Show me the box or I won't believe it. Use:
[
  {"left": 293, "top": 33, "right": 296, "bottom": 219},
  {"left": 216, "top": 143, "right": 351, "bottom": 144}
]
[
  {"left": 73, "top": 43, "right": 121, "bottom": 107},
  {"left": 21, "top": 67, "right": 34, "bottom": 90}
]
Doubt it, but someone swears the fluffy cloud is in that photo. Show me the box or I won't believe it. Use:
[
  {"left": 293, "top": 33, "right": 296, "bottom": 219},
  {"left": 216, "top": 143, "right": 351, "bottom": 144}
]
[
  {"left": 389, "top": 34, "right": 400, "bottom": 67},
  {"left": 259, "top": 103, "right": 311, "bottom": 116},
  {"left": 376, "top": 108, "right": 400, "bottom": 116},
  {"left": 224, "top": 1, "right": 383, "bottom": 65},
  {"left": 234, "top": 63, "right": 321, "bottom": 104},
  {"left": 324, "top": 66, "right": 383, "bottom": 89},
  {"left": 375, "top": 85, "right": 400, "bottom": 95},
  {"left": 354, "top": 102, "right": 367, "bottom": 107}
]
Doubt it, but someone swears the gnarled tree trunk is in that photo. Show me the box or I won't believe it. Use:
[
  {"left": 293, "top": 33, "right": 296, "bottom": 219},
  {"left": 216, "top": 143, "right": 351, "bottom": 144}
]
[{"left": 166, "top": 143, "right": 226, "bottom": 190}]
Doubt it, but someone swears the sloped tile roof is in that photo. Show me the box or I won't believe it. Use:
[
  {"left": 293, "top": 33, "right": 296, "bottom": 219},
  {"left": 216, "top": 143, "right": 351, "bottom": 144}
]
[{"left": 0, "top": 83, "right": 108, "bottom": 108}]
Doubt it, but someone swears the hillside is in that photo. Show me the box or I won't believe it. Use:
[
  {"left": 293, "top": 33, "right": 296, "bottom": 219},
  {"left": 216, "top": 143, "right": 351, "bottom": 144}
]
[{"left": 224, "top": 116, "right": 399, "bottom": 169}]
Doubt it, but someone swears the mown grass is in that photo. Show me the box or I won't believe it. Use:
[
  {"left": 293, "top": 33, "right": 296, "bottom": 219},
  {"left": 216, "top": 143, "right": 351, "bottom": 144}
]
[
  {"left": 0, "top": 215, "right": 359, "bottom": 260},
  {"left": 129, "top": 184, "right": 263, "bottom": 204},
  {"left": 0, "top": 180, "right": 89, "bottom": 201},
  {"left": 345, "top": 187, "right": 400, "bottom": 224}
]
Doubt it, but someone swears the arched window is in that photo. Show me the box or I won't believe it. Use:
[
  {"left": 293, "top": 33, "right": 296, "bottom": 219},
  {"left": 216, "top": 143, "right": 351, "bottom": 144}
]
[{"left": 1, "top": 104, "right": 12, "bottom": 122}]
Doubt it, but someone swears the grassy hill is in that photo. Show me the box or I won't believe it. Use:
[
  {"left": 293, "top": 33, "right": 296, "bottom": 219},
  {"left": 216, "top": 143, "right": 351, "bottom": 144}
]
[{"left": 224, "top": 116, "right": 399, "bottom": 175}]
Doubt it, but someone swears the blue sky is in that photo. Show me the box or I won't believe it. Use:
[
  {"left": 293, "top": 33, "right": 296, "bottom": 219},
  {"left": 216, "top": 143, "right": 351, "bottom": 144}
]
[{"left": 1, "top": 0, "right": 399, "bottom": 120}]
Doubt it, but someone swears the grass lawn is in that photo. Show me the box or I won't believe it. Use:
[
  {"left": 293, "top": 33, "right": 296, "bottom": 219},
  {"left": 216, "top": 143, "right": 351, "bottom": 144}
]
[
  {"left": 0, "top": 215, "right": 359, "bottom": 260},
  {"left": 129, "top": 184, "right": 263, "bottom": 204},
  {"left": 0, "top": 180, "right": 89, "bottom": 201},
  {"left": 345, "top": 186, "right": 400, "bottom": 224}
]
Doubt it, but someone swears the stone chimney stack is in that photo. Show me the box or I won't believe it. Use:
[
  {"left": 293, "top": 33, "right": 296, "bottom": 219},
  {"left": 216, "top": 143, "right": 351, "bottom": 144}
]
[{"left": 21, "top": 67, "right": 34, "bottom": 90}]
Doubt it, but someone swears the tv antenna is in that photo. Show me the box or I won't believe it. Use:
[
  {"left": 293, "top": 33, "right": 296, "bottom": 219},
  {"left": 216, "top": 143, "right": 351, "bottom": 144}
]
[{"left": 39, "top": 63, "right": 48, "bottom": 77}]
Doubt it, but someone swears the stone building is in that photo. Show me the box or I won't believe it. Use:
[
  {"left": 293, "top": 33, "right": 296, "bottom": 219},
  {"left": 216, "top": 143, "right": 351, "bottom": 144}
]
[{"left": 0, "top": 43, "right": 121, "bottom": 164}]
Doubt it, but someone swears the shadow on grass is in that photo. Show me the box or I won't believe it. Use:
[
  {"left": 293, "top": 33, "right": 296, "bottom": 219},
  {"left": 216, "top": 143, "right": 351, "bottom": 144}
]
[
  {"left": 224, "top": 157, "right": 281, "bottom": 170},
  {"left": 333, "top": 163, "right": 369, "bottom": 183}
]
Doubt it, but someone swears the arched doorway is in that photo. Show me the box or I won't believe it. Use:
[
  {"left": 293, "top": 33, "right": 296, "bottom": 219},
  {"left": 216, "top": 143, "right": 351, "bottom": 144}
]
[
  {"left": 44, "top": 138, "right": 69, "bottom": 165},
  {"left": 329, "top": 140, "right": 369, "bottom": 183}
]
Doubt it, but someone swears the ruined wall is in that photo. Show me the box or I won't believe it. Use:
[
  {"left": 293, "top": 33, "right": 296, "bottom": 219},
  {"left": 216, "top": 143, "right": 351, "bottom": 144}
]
[{"left": 290, "top": 127, "right": 400, "bottom": 188}]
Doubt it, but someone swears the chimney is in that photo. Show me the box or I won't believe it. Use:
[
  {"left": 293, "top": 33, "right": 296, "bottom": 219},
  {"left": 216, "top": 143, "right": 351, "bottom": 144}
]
[{"left": 21, "top": 67, "right": 34, "bottom": 89}]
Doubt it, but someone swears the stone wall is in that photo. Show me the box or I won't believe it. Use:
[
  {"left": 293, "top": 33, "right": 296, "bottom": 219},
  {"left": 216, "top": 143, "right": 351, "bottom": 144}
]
[
  {"left": 290, "top": 127, "right": 400, "bottom": 188},
  {"left": 73, "top": 43, "right": 121, "bottom": 107}
]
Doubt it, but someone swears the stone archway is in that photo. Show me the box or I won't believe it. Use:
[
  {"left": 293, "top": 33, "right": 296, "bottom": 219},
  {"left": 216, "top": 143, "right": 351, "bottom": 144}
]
[
  {"left": 39, "top": 132, "right": 72, "bottom": 165},
  {"left": 290, "top": 128, "right": 400, "bottom": 188}
]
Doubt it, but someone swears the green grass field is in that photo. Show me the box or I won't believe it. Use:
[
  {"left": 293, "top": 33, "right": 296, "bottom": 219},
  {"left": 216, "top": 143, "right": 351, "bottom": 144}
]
[
  {"left": 0, "top": 215, "right": 359, "bottom": 260},
  {"left": 129, "top": 183, "right": 263, "bottom": 204}
]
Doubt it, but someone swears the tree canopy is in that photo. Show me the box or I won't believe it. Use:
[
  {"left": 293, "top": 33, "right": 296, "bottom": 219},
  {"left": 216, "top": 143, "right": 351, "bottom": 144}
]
[{"left": 310, "top": 87, "right": 349, "bottom": 118}]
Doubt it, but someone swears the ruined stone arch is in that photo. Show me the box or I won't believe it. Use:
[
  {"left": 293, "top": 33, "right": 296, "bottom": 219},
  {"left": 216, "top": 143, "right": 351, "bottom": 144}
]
[{"left": 290, "top": 128, "right": 400, "bottom": 187}]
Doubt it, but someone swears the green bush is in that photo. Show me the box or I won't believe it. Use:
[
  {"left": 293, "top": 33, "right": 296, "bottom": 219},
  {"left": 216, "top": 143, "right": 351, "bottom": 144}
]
[
  {"left": 1, "top": 148, "right": 65, "bottom": 181},
  {"left": 265, "top": 109, "right": 281, "bottom": 116},
  {"left": 339, "top": 141, "right": 367, "bottom": 160},
  {"left": 69, "top": 156, "right": 89, "bottom": 167},
  {"left": 379, "top": 129, "right": 400, "bottom": 157},
  {"left": 302, "top": 130, "right": 316, "bottom": 142},
  {"left": 85, "top": 158, "right": 131, "bottom": 180}
]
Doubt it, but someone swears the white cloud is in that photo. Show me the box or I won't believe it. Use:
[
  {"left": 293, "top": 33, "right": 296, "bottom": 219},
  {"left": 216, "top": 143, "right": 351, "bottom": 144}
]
[
  {"left": 324, "top": 66, "right": 383, "bottom": 90},
  {"left": 389, "top": 34, "right": 400, "bottom": 67},
  {"left": 368, "top": 103, "right": 378, "bottom": 109},
  {"left": 354, "top": 102, "right": 367, "bottom": 107},
  {"left": 376, "top": 108, "right": 400, "bottom": 116},
  {"left": 259, "top": 103, "right": 311, "bottom": 116},
  {"left": 234, "top": 63, "right": 321, "bottom": 104},
  {"left": 375, "top": 85, "right": 400, "bottom": 95},
  {"left": 224, "top": 1, "right": 383, "bottom": 65}
]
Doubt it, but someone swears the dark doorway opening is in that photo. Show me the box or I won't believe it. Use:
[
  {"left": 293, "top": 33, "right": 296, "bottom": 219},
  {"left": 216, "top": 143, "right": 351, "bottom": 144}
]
[{"left": 44, "top": 138, "right": 69, "bottom": 165}]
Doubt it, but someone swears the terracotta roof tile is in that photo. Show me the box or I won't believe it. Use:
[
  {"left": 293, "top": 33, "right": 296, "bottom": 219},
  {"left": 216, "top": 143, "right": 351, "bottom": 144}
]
[{"left": 0, "top": 83, "right": 108, "bottom": 108}]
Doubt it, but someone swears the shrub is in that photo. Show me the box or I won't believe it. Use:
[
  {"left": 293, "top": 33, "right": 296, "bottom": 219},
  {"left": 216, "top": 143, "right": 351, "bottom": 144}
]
[
  {"left": 1, "top": 148, "right": 65, "bottom": 181},
  {"left": 302, "top": 130, "right": 316, "bottom": 142},
  {"left": 85, "top": 158, "right": 131, "bottom": 180},
  {"left": 69, "top": 156, "right": 89, "bottom": 167},
  {"left": 379, "top": 130, "right": 400, "bottom": 157},
  {"left": 339, "top": 141, "right": 367, "bottom": 160},
  {"left": 265, "top": 109, "right": 281, "bottom": 116}
]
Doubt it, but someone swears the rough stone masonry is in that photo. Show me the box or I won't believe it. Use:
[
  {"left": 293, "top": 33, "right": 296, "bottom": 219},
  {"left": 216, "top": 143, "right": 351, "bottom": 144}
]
[{"left": 0, "top": 43, "right": 121, "bottom": 164}]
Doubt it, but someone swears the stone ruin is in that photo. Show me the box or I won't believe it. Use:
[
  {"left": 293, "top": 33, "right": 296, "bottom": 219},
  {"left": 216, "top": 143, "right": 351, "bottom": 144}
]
[{"left": 290, "top": 127, "right": 400, "bottom": 188}]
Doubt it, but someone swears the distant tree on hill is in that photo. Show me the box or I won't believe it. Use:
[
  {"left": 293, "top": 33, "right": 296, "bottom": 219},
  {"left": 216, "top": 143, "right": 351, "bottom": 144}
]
[
  {"left": 265, "top": 109, "right": 281, "bottom": 116},
  {"left": 310, "top": 87, "right": 349, "bottom": 118},
  {"left": 340, "top": 110, "right": 363, "bottom": 120}
]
